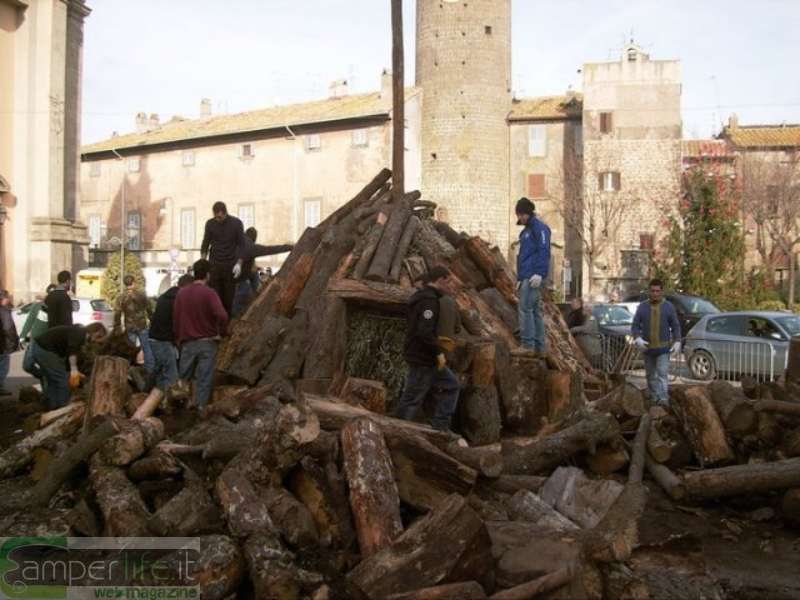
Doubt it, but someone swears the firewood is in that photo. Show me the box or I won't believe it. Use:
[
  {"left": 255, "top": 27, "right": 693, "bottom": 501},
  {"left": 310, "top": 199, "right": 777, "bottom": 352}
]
[
  {"left": 444, "top": 442, "right": 503, "bottom": 478},
  {"left": 785, "top": 428, "right": 800, "bottom": 458},
  {"left": 646, "top": 425, "right": 672, "bottom": 463},
  {"left": 354, "top": 208, "right": 391, "bottom": 279},
  {"left": 128, "top": 450, "right": 182, "bottom": 481},
  {"left": 303, "top": 296, "right": 347, "bottom": 380},
  {"left": 708, "top": 380, "right": 758, "bottom": 437},
  {"left": 260, "top": 311, "right": 309, "bottom": 384},
  {"left": 585, "top": 443, "right": 629, "bottom": 475},
  {"left": 591, "top": 383, "right": 645, "bottom": 420},
  {"left": 546, "top": 371, "right": 581, "bottom": 423},
  {"left": 755, "top": 398, "right": 800, "bottom": 417},
  {"left": 478, "top": 288, "right": 518, "bottom": 332},
  {"left": 389, "top": 215, "right": 421, "bottom": 282},
  {"left": 353, "top": 183, "right": 392, "bottom": 222},
  {"left": 584, "top": 482, "right": 648, "bottom": 563},
  {"left": 431, "top": 221, "right": 467, "bottom": 248},
  {"left": 84, "top": 356, "right": 130, "bottom": 428},
  {"left": 0, "top": 403, "right": 85, "bottom": 479},
  {"left": 90, "top": 461, "right": 151, "bottom": 537},
  {"left": 645, "top": 456, "right": 685, "bottom": 501},
  {"left": 341, "top": 418, "right": 403, "bottom": 556},
  {"left": 414, "top": 218, "right": 456, "bottom": 268},
  {"left": 39, "top": 401, "right": 85, "bottom": 428},
  {"left": 262, "top": 484, "right": 320, "bottom": 549},
  {"left": 148, "top": 481, "right": 221, "bottom": 536},
  {"left": 502, "top": 412, "right": 619, "bottom": 475},
  {"left": 384, "top": 428, "right": 477, "bottom": 511},
  {"left": 347, "top": 494, "right": 492, "bottom": 600},
  {"left": 489, "top": 565, "right": 574, "bottom": 600},
  {"left": 463, "top": 236, "right": 517, "bottom": 309},
  {"left": 495, "top": 351, "right": 548, "bottom": 435},
  {"left": 682, "top": 457, "right": 800, "bottom": 500},
  {"left": 189, "top": 535, "right": 246, "bottom": 600},
  {"left": 242, "top": 532, "right": 303, "bottom": 600},
  {"left": 629, "top": 413, "right": 651, "bottom": 483},
  {"left": 27, "top": 417, "right": 120, "bottom": 506},
  {"left": 470, "top": 342, "right": 496, "bottom": 387},
  {"left": 340, "top": 377, "right": 387, "bottom": 413},
  {"left": 458, "top": 386, "right": 503, "bottom": 446},
  {"left": 387, "top": 581, "right": 487, "bottom": 600},
  {"left": 489, "top": 475, "right": 546, "bottom": 495},
  {"left": 131, "top": 387, "right": 164, "bottom": 420},
  {"left": 671, "top": 386, "right": 734, "bottom": 467},
  {"left": 218, "top": 314, "right": 291, "bottom": 385},
  {"left": 539, "top": 466, "right": 624, "bottom": 529},
  {"left": 505, "top": 490, "right": 579, "bottom": 531},
  {"left": 601, "top": 562, "right": 651, "bottom": 600},
  {"left": 215, "top": 468, "right": 276, "bottom": 538},
  {"left": 781, "top": 488, "right": 800, "bottom": 527},
  {"left": 318, "top": 168, "right": 392, "bottom": 230},
  {"left": 327, "top": 277, "right": 412, "bottom": 312},
  {"left": 366, "top": 204, "right": 411, "bottom": 282},
  {"left": 757, "top": 411, "right": 783, "bottom": 446},
  {"left": 99, "top": 417, "right": 164, "bottom": 466}
]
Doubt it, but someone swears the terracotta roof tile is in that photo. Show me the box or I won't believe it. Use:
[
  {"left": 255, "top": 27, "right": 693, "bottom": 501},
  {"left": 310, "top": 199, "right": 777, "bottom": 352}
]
[
  {"left": 508, "top": 94, "right": 583, "bottom": 122},
  {"left": 722, "top": 125, "right": 800, "bottom": 149},
  {"left": 681, "top": 139, "right": 733, "bottom": 159},
  {"left": 83, "top": 88, "right": 420, "bottom": 154}
]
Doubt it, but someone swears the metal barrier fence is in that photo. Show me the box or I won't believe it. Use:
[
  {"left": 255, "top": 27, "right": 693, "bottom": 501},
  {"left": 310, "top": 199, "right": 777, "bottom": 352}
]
[{"left": 575, "top": 333, "right": 787, "bottom": 383}]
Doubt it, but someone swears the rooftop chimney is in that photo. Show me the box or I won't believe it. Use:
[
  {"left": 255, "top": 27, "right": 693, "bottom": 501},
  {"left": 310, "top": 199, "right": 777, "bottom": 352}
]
[
  {"left": 148, "top": 113, "right": 160, "bottom": 130},
  {"left": 329, "top": 79, "right": 348, "bottom": 99},
  {"left": 135, "top": 112, "right": 147, "bottom": 133},
  {"left": 728, "top": 114, "right": 739, "bottom": 130},
  {"left": 380, "top": 69, "right": 392, "bottom": 100},
  {"left": 200, "top": 98, "right": 212, "bottom": 118}
]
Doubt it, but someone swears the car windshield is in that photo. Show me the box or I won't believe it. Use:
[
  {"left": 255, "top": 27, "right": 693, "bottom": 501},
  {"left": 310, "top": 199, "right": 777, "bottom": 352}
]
[
  {"left": 680, "top": 297, "right": 719, "bottom": 315},
  {"left": 776, "top": 315, "right": 800, "bottom": 337},
  {"left": 90, "top": 299, "right": 112, "bottom": 311},
  {"left": 592, "top": 305, "right": 633, "bottom": 326}
]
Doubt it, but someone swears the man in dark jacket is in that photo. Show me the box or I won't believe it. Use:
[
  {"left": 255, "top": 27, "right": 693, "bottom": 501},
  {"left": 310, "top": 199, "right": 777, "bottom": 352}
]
[
  {"left": 515, "top": 198, "right": 551, "bottom": 353},
  {"left": 0, "top": 290, "right": 19, "bottom": 396},
  {"left": 200, "top": 201, "right": 246, "bottom": 316},
  {"left": 393, "top": 266, "right": 460, "bottom": 431},
  {"left": 44, "top": 271, "right": 74, "bottom": 328},
  {"left": 632, "top": 279, "right": 681, "bottom": 406},
  {"left": 230, "top": 227, "right": 293, "bottom": 318}
]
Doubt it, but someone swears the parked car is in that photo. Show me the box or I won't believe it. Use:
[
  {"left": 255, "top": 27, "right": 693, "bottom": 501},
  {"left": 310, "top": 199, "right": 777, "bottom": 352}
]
[
  {"left": 621, "top": 291, "right": 720, "bottom": 338},
  {"left": 13, "top": 297, "right": 114, "bottom": 341},
  {"left": 571, "top": 303, "right": 633, "bottom": 371},
  {"left": 683, "top": 311, "right": 800, "bottom": 381}
]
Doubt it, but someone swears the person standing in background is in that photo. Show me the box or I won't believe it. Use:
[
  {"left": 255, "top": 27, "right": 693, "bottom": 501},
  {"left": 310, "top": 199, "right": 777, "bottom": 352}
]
[
  {"left": 0, "top": 291, "right": 20, "bottom": 396},
  {"left": 44, "top": 271, "right": 73, "bottom": 328},
  {"left": 230, "top": 227, "right": 293, "bottom": 318},
  {"left": 114, "top": 275, "right": 154, "bottom": 376},
  {"left": 515, "top": 197, "right": 551, "bottom": 354},
  {"left": 200, "top": 201, "right": 246, "bottom": 316}
]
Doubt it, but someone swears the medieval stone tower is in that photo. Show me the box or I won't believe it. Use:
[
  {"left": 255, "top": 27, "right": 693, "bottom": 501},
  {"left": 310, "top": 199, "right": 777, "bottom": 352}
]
[{"left": 416, "top": 0, "right": 512, "bottom": 250}]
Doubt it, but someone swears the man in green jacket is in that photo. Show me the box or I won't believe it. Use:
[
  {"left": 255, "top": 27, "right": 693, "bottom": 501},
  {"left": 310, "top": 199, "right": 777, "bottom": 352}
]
[{"left": 19, "top": 285, "right": 56, "bottom": 344}]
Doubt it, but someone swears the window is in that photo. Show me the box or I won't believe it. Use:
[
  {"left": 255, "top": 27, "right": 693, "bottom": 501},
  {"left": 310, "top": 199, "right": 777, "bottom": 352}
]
[
  {"left": 352, "top": 129, "right": 368, "bottom": 148},
  {"left": 240, "top": 144, "right": 254, "bottom": 159},
  {"left": 127, "top": 157, "right": 140, "bottom": 173},
  {"left": 485, "top": 25, "right": 492, "bottom": 35},
  {"left": 88, "top": 215, "right": 102, "bottom": 248},
  {"left": 528, "top": 125, "right": 546, "bottom": 157},
  {"left": 746, "top": 317, "right": 784, "bottom": 341},
  {"left": 180, "top": 208, "right": 195, "bottom": 249},
  {"left": 707, "top": 315, "right": 747, "bottom": 336},
  {"left": 182, "top": 150, "right": 195, "bottom": 166},
  {"left": 528, "top": 174, "right": 546, "bottom": 198},
  {"left": 598, "top": 172, "right": 621, "bottom": 192},
  {"left": 574, "top": 125, "right": 583, "bottom": 156},
  {"left": 126, "top": 211, "right": 141, "bottom": 250},
  {"left": 639, "top": 233, "right": 654, "bottom": 251},
  {"left": 304, "top": 198, "right": 322, "bottom": 228},
  {"left": 90, "top": 162, "right": 101, "bottom": 177},
  {"left": 238, "top": 204, "right": 255, "bottom": 230},
  {"left": 599, "top": 112, "right": 613, "bottom": 134},
  {"left": 305, "top": 134, "right": 321, "bottom": 152}
]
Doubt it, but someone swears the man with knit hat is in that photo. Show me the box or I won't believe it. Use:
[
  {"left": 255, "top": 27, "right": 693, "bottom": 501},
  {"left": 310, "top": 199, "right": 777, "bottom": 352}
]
[{"left": 515, "top": 197, "right": 551, "bottom": 354}]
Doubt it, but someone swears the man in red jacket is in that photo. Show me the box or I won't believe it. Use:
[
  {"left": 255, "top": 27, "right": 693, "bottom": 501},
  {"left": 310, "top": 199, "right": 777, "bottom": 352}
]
[{"left": 174, "top": 259, "right": 228, "bottom": 409}]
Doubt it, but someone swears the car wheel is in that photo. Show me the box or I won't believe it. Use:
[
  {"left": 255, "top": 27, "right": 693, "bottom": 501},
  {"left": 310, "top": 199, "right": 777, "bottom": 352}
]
[{"left": 689, "top": 350, "right": 716, "bottom": 381}]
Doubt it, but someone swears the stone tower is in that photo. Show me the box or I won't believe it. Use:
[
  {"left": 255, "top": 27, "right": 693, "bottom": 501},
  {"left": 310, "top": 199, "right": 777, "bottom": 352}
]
[{"left": 416, "top": 0, "right": 512, "bottom": 250}]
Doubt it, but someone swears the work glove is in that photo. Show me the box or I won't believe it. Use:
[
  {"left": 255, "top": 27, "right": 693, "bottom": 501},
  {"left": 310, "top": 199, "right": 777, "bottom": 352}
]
[
  {"left": 436, "top": 353, "right": 447, "bottom": 371},
  {"left": 529, "top": 274, "right": 542, "bottom": 288},
  {"left": 671, "top": 341, "right": 681, "bottom": 355},
  {"left": 69, "top": 369, "right": 85, "bottom": 390},
  {"left": 634, "top": 337, "right": 649, "bottom": 350},
  {"left": 516, "top": 281, "right": 521, "bottom": 292},
  {"left": 232, "top": 262, "right": 242, "bottom": 279}
]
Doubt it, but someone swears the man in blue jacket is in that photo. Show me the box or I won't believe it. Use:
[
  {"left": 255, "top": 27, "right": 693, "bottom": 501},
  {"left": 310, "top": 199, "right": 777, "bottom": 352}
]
[
  {"left": 632, "top": 279, "right": 682, "bottom": 406},
  {"left": 515, "top": 197, "right": 551, "bottom": 353}
]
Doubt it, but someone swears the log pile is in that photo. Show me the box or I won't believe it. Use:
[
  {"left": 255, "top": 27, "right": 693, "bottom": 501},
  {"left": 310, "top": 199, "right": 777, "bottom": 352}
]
[{"left": 2, "top": 171, "right": 800, "bottom": 598}]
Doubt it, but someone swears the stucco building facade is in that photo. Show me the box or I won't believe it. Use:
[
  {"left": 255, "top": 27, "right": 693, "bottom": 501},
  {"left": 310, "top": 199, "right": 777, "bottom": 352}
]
[{"left": 0, "top": 0, "right": 91, "bottom": 300}]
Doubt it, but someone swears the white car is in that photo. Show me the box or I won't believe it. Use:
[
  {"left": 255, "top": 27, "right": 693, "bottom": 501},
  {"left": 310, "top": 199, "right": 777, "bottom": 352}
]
[{"left": 13, "top": 297, "right": 115, "bottom": 340}]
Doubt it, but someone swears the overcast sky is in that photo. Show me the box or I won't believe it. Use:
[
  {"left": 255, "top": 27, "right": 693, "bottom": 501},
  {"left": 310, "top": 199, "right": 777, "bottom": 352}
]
[{"left": 82, "top": 0, "right": 800, "bottom": 144}]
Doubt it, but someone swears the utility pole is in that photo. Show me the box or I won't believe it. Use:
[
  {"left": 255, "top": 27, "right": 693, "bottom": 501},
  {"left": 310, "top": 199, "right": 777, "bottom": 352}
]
[{"left": 391, "top": 0, "right": 405, "bottom": 200}]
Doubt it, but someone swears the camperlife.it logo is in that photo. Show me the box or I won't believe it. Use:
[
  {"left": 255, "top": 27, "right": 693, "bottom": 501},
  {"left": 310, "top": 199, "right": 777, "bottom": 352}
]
[{"left": 0, "top": 537, "right": 200, "bottom": 600}]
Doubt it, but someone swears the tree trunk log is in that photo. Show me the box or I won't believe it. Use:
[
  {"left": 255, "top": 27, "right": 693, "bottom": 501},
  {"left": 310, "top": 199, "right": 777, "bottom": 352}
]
[
  {"left": 502, "top": 412, "right": 619, "bottom": 475},
  {"left": 132, "top": 387, "right": 164, "bottom": 420},
  {"left": 645, "top": 456, "right": 685, "bottom": 501},
  {"left": 388, "top": 581, "right": 487, "bottom": 600},
  {"left": 463, "top": 236, "right": 518, "bottom": 307},
  {"left": 629, "top": 413, "right": 651, "bottom": 483},
  {"left": 85, "top": 356, "right": 129, "bottom": 426},
  {"left": 148, "top": 481, "right": 221, "bottom": 536},
  {"left": 444, "top": 442, "right": 503, "bottom": 478},
  {"left": 185, "top": 535, "right": 245, "bottom": 600},
  {"left": 584, "top": 482, "right": 648, "bottom": 563},
  {"left": 242, "top": 532, "right": 303, "bottom": 600},
  {"left": 781, "top": 488, "right": 800, "bottom": 527},
  {"left": 341, "top": 418, "right": 403, "bottom": 557},
  {"left": 218, "top": 314, "right": 292, "bottom": 385},
  {"left": 471, "top": 343, "right": 496, "bottom": 387},
  {"left": 384, "top": 428, "right": 477, "bottom": 511},
  {"left": 755, "top": 399, "right": 800, "bottom": 417},
  {"left": 414, "top": 219, "right": 456, "bottom": 269},
  {"left": 671, "top": 386, "right": 734, "bottom": 467},
  {"left": 0, "top": 403, "right": 85, "bottom": 479},
  {"left": 489, "top": 566, "right": 573, "bottom": 600},
  {"left": 496, "top": 353, "right": 549, "bottom": 435},
  {"left": 389, "top": 216, "right": 421, "bottom": 283},
  {"left": 39, "top": 402, "right": 85, "bottom": 428},
  {"left": 347, "top": 494, "right": 492, "bottom": 600},
  {"left": 303, "top": 295, "right": 347, "bottom": 380},
  {"left": 327, "top": 277, "right": 412, "bottom": 312},
  {"left": 784, "top": 428, "right": 800, "bottom": 458},
  {"left": 90, "top": 461, "right": 151, "bottom": 537},
  {"left": 262, "top": 484, "right": 320, "bottom": 549},
  {"left": 682, "top": 457, "right": 800, "bottom": 500},
  {"left": 99, "top": 417, "right": 164, "bottom": 466},
  {"left": 354, "top": 208, "right": 391, "bottom": 279},
  {"left": 215, "top": 467, "right": 275, "bottom": 538},
  {"left": 367, "top": 205, "right": 411, "bottom": 282},
  {"left": 318, "top": 168, "right": 392, "bottom": 230},
  {"left": 586, "top": 444, "right": 629, "bottom": 475},
  {"left": 489, "top": 475, "right": 546, "bottom": 495},
  {"left": 128, "top": 450, "right": 182, "bottom": 481},
  {"left": 458, "top": 386, "right": 503, "bottom": 446},
  {"left": 478, "top": 288, "right": 518, "bottom": 333},
  {"left": 340, "top": 377, "right": 387, "bottom": 414},
  {"left": 505, "top": 490, "right": 579, "bottom": 531},
  {"left": 646, "top": 426, "right": 672, "bottom": 464},
  {"left": 708, "top": 381, "right": 758, "bottom": 438}
]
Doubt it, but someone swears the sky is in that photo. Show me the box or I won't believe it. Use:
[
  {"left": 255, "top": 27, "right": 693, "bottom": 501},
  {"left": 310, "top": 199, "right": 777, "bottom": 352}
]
[{"left": 81, "top": 0, "right": 800, "bottom": 144}]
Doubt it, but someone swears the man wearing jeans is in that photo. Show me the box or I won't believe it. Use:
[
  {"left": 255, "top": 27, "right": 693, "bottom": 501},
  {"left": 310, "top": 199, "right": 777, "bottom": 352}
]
[
  {"left": 115, "top": 275, "right": 154, "bottom": 375},
  {"left": 632, "top": 279, "right": 682, "bottom": 406},
  {"left": 515, "top": 198, "right": 551, "bottom": 354},
  {"left": 174, "top": 259, "right": 228, "bottom": 410},
  {"left": 393, "top": 267, "right": 460, "bottom": 432}
]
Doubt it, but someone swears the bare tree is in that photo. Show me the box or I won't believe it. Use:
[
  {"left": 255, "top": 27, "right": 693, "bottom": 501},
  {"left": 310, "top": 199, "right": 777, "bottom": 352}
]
[{"left": 740, "top": 152, "right": 800, "bottom": 307}]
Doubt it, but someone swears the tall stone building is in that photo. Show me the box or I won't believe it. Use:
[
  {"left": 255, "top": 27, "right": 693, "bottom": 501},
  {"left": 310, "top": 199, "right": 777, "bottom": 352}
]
[
  {"left": 0, "top": 0, "right": 91, "bottom": 300},
  {"left": 416, "top": 0, "right": 512, "bottom": 250}
]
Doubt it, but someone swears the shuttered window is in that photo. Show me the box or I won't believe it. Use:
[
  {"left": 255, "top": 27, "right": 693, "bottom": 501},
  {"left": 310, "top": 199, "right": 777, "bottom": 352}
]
[
  {"left": 599, "top": 112, "right": 613, "bottom": 134},
  {"left": 180, "top": 208, "right": 195, "bottom": 249},
  {"left": 528, "top": 174, "right": 546, "bottom": 198},
  {"left": 528, "top": 125, "right": 547, "bottom": 157},
  {"left": 598, "top": 172, "right": 621, "bottom": 192}
]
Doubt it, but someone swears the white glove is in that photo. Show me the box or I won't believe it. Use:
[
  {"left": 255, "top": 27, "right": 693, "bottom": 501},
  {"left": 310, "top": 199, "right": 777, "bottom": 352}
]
[
  {"left": 516, "top": 281, "right": 521, "bottom": 291},
  {"left": 671, "top": 341, "right": 681, "bottom": 354},
  {"left": 232, "top": 262, "right": 242, "bottom": 278},
  {"left": 529, "top": 274, "right": 542, "bottom": 288},
  {"left": 634, "top": 337, "right": 649, "bottom": 350}
]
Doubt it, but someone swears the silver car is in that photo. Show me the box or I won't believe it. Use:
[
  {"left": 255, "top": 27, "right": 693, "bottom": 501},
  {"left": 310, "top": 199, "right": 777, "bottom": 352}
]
[
  {"left": 683, "top": 311, "right": 800, "bottom": 381},
  {"left": 13, "top": 297, "right": 115, "bottom": 340}
]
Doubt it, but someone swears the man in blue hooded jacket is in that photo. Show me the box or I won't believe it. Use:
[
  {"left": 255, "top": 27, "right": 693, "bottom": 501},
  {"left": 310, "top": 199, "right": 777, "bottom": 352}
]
[{"left": 515, "top": 197, "right": 551, "bottom": 353}]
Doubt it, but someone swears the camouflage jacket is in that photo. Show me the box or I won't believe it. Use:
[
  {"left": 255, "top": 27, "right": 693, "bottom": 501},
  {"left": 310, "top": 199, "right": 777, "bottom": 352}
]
[{"left": 115, "top": 289, "right": 150, "bottom": 330}]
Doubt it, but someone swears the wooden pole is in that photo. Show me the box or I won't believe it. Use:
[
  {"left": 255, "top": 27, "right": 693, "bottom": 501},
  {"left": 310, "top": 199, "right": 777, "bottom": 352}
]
[{"left": 391, "top": 0, "right": 405, "bottom": 200}]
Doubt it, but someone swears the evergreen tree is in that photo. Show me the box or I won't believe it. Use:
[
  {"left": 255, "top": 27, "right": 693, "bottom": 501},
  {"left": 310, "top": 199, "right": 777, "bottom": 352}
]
[{"left": 102, "top": 251, "right": 146, "bottom": 307}]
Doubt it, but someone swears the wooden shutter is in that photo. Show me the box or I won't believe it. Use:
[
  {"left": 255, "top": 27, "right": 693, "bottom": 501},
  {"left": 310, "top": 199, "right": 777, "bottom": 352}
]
[
  {"left": 598, "top": 173, "right": 605, "bottom": 191},
  {"left": 528, "top": 174, "right": 546, "bottom": 198},
  {"left": 600, "top": 112, "right": 612, "bottom": 134},
  {"left": 612, "top": 172, "right": 621, "bottom": 191}
]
